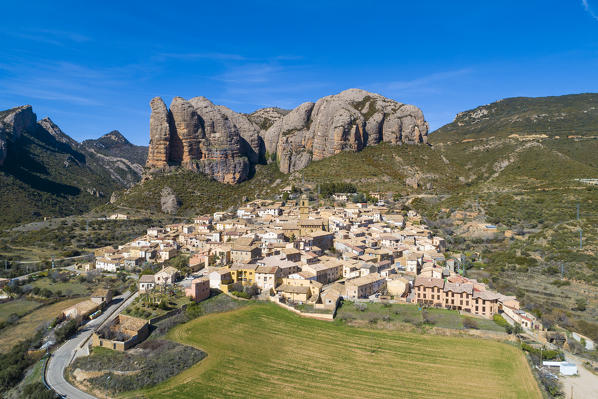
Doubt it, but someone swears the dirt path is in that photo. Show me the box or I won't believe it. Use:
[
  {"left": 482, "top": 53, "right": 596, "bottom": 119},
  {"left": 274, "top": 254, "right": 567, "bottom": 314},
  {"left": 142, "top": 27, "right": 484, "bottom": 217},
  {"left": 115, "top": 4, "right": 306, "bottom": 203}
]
[{"left": 560, "top": 354, "right": 598, "bottom": 399}]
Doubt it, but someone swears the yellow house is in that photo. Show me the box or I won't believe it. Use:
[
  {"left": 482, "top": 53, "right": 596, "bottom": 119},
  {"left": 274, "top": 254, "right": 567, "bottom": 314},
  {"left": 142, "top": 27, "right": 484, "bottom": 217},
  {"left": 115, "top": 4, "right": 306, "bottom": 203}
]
[{"left": 229, "top": 264, "right": 258, "bottom": 286}]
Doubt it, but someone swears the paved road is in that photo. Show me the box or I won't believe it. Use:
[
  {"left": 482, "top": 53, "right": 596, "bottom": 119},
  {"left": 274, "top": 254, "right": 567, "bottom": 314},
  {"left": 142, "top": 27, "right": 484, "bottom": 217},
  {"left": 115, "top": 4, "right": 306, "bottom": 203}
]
[{"left": 46, "top": 291, "right": 138, "bottom": 399}]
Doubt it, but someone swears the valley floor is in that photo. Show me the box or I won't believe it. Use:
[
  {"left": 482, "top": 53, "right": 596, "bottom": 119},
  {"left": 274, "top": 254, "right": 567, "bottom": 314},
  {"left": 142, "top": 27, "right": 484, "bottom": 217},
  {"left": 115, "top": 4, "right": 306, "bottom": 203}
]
[{"left": 128, "top": 303, "right": 541, "bottom": 399}]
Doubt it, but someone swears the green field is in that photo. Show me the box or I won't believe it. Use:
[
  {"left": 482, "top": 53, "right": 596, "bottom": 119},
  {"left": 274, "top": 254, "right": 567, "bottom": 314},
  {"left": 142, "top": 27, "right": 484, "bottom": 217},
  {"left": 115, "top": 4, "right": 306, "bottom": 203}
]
[
  {"left": 336, "top": 301, "right": 505, "bottom": 332},
  {"left": 0, "top": 298, "right": 42, "bottom": 323},
  {"left": 31, "top": 277, "right": 91, "bottom": 296},
  {"left": 132, "top": 303, "right": 541, "bottom": 399}
]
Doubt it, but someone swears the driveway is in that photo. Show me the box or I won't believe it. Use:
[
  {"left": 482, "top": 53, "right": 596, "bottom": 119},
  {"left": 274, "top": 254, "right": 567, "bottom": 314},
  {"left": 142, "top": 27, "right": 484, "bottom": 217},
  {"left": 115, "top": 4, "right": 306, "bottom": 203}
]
[
  {"left": 46, "top": 291, "right": 138, "bottom": 399},
  {"left": 560, "top": 354, "right": 598, "bottom": 399}
]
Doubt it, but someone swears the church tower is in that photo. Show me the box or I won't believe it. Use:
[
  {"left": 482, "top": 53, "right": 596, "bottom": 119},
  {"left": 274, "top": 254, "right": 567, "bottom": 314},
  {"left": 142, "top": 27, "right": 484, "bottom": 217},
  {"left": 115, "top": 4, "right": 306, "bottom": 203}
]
[{"left": 299, "top": 194, "right": 309, "bottom": 219}]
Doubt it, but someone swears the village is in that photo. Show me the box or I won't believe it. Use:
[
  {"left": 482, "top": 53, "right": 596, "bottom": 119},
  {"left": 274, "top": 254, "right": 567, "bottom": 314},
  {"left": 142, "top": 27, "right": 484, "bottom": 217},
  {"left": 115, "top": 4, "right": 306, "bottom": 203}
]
[{"left": 66, "top": 189, "right": 550, "bottom": 352}]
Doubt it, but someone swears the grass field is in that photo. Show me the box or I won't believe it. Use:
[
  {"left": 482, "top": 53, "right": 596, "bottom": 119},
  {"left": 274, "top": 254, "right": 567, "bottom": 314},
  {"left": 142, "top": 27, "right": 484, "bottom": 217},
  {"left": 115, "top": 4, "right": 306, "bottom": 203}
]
[
  {"left": 133, "top": 303, "right": 541, "bottom": 399},
  {"left": 31, "top": 277, "right": 91, "bottom": 296},
  {"left": 336, "top": 301, "right": 504, "bottom": 332},
  {"left": 0, "top": 298, "right": 42, "bottom": 323},
  {"left": 0, "top": 297, "right": 84, "bottom": 351}
]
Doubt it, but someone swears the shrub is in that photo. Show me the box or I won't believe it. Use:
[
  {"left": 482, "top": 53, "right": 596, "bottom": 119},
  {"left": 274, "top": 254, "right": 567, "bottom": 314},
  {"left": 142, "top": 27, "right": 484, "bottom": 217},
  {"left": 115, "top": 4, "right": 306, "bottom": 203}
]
[
  {"left": 575, "top": 298, "right": 587, "bottom": 311},
  {"left": 55, "top": 319, "right": 78, "bottom": 342},
  {"left": 493, "top": 314, "right": 509, "bottom": 328},
  {"left": 231, "top": 291, "right": 251, "bottom": 299},
  {"left": 463, "top": 318, "right": 478, "bottom": 329},
  {"left": 354, "top": 303, "right": 367, "bottom": 312},
  {"left": 22, "top": 382, "right": 57, "bottom": 399},
  {"left": 186, "top": 303, "right": 204, "bottom": 320}
]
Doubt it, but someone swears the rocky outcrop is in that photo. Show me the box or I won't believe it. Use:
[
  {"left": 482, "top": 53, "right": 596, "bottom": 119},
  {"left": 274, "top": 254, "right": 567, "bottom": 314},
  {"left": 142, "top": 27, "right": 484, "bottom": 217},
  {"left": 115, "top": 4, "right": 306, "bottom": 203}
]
[
  {"left": 146, "top": 97, "right": 172, "bottom": 168},
  {"left": 247, "top": 107, "right": 289, "bottom": 131},
  {"left": 0, "top": 105, "right": 37, "bottom": 166},
  {"left": 268, "top": 89, "right": 429, "bottom": 173},
  {"left": 160, "top": 186, "right": 179, "bottom": 214},
  {"left": 145, "top": 96, "right": 257, "bottom": 184},
  {"left": 39, "top": 117, "right": 79, "bottom": 147},
  {"left": 145, "top": 88, "right": 428, "bottom": 180}
]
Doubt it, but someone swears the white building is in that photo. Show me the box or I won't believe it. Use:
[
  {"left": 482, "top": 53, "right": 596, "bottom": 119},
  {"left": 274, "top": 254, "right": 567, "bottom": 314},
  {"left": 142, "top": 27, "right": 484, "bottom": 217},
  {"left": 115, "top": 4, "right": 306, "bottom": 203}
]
[{"left": 95, "top": 257, "right": 122, "bottom": 272}]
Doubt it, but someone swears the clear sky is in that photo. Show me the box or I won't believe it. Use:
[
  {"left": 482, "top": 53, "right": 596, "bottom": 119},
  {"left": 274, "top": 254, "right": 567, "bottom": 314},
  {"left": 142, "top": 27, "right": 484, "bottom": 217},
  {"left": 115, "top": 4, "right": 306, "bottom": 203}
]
[{"left": 1, "top": 1, "right": 598, "bottom": 145}]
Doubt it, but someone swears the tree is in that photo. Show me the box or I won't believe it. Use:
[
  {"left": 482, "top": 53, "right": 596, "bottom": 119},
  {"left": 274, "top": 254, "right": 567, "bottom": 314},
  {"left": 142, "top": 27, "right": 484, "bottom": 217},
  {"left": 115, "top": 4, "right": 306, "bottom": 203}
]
[
  {"left": 22, "top": 382, "right": 58, "bottom": 399},
  {"left": 575, "top": 298, "right": 587, "bottom": 311},
  {"left": 55, "top": 319, "right": 78, "bottom": 342},
  {"left": 513, "top": 323, "right": 523, "bottom": 335}
]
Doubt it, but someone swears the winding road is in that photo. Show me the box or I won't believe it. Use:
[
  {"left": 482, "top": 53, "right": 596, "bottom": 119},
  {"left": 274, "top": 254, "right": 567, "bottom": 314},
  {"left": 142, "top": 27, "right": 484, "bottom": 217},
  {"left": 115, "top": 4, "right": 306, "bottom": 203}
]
[{"left": 46, "top": 291, "right": 138, "bottom": 399}]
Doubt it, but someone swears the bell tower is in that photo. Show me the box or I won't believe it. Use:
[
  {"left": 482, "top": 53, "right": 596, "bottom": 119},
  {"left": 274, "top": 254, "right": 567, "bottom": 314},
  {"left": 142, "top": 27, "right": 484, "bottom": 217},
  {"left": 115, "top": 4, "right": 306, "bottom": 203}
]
[{"left": 299, "top": 194, "right": 309, "bottom": 219}]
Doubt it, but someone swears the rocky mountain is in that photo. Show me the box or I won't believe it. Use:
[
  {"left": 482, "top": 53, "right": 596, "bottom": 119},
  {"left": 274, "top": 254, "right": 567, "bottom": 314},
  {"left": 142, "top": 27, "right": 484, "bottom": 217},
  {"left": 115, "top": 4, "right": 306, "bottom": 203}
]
[
  {"left": 246, "top": 107, "right": 289, "bottom": 131},
  {"left": 81, "top": 130, "right": 147, "bottom": 185},
  {"left": 146, "top": 89, "right": 429, "bottom": 183},
  {"left": 0, "top": 105, "right": 37, "bottom": 166},
  {"left": 431, "top": 93, "right": 598, "bottom": 143},
  {"left": 81, "top": 130, "right": 147, "bottom": 165},
  {"left": 0, "top": 105, "right": 142, "bottom": 227}
]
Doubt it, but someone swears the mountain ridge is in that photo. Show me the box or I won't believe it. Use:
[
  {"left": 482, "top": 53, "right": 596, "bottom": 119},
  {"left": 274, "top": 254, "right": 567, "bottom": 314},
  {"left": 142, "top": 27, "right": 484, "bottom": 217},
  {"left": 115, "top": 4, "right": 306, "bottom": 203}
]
[
  {"left": 0, "top": 105, "right": 145, "bottom": 227},
  {"left": 431, "top": 93, "right": 598, "bottom": 143},
  {"left": 146, "top": 88, "right": 429, "bottom": 183}
]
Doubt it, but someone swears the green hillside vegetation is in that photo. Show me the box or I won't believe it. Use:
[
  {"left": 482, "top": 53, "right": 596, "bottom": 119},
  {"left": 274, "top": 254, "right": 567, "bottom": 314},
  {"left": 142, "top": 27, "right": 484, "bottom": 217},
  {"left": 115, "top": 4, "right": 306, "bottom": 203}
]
[
  {"left": 0, "top": 127, "right": 118, "bottom": 228},
  {"left": 432, "top": 93, "right": 598, "bottom": 142},
  {"left": 131, "top": 303, "right": 541, "bottom": 399},
  {"left": 108, "top": 163, "right": 286, "bottom": 217}
]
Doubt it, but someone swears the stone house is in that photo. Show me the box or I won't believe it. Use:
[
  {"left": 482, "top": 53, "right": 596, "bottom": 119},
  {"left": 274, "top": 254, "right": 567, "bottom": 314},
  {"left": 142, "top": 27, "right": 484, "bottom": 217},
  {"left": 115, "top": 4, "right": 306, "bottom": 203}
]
[
  {"left": 185, "top": 277, "right": 210, "bottom": 302},
  {"left": 91, "top": 289, "right": 113, "bottom": 305},
  {"left": 344, "top": 273, "right": 386, "bottom": 300},
  {"left": 255, "top": 266, "right": 281, "bottom": 292},
  {"left": 92, "top": 314, "right": 149, "bottom": 351},
  {"left": 155, "top": 266, "right": 179, "bottom": 285},
  {"left": 138, "top": 274, "right": 155, "bottom": 293},
  {"left": 209, "top": 269, "right": 233, "bottom": 290}
]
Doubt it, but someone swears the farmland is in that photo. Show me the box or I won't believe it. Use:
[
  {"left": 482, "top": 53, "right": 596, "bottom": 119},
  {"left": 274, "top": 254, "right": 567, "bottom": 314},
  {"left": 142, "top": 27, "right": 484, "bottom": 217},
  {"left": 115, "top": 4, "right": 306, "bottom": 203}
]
[
  {"left": 0, "top": 298, "right": 41, "bottom": 323},
  {"left": 0, "top": 297, "right": 84, "bottom": 351},
  {"left": 133, "top": 303, "right": 541, "bottom": 399}
]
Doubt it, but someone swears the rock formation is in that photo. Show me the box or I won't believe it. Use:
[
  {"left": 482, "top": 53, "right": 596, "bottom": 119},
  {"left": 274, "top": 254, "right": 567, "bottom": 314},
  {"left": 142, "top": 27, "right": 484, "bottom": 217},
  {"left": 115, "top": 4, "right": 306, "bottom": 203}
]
[
  {"left": 0, "top": 105, "right": 37, "bottom": 166},
  {"left": 160, "top": 186, "right": 179, "bottom": 214},
  {"left": 146, "top": 88, "right": 428, "bottom": 181},
  {"left": 269, "top": 89, "right": 429, "bottom": 173}
]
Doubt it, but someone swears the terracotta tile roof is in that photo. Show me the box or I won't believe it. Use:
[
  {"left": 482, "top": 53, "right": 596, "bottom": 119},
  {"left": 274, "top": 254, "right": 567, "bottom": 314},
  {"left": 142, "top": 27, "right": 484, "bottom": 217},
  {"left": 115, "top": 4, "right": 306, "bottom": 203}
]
[{"left": 413, "top": 276, "right": 444, "bottom": 289}]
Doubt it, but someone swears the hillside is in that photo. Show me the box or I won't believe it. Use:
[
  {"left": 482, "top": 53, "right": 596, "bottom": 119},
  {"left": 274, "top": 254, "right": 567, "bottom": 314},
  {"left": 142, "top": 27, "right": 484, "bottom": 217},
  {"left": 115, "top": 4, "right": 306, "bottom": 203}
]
[
  {"left": 112, "top": 92, "right": 598, "bottom": 340},
  {"left": 81, "top": 130, "right": 147, "bottom": 165},
  {"left": 109, "top": 163, "right": 286, "bottom": 217},
  {"left": 0, "top": 106, "right": 144, "bottom": 228},
  {"left": 431, "top": 93, "right": 598, "bottom": 143}
]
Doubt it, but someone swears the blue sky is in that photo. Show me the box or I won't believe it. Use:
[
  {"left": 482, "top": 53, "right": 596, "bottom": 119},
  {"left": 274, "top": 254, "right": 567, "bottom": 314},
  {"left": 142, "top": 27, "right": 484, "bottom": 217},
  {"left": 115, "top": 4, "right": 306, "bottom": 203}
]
[{"left": 1, "top": 1, "right": 598, "bottom": 145}]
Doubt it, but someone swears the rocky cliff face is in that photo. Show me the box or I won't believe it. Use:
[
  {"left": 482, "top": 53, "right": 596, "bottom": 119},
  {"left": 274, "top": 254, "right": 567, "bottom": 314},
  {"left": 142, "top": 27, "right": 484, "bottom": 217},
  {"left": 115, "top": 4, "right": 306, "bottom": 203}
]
[
  {"left": 146, "top": 88, "right": 428, "bottom": 180},
  {"left": 0, "top": 105, "right": 37, "bottom": 166},
  {"left": 146, "top": 96, "right": 261, "bottom": 184},
  {"left": 269, "top": 89, "right": 429, "bottom": 173}
]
